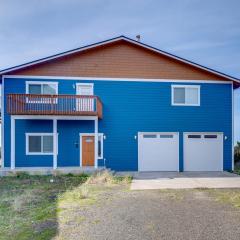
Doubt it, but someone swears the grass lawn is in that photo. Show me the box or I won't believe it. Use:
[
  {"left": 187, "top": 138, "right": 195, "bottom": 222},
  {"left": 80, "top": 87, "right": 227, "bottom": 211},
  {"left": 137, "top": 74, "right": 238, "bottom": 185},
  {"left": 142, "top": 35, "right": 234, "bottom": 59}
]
[
  {"left": 1, "top": 171, "right": 240, "bottom": 240},
  {"left": 0, "top": 171, "right": 131, "bottom": 240}
]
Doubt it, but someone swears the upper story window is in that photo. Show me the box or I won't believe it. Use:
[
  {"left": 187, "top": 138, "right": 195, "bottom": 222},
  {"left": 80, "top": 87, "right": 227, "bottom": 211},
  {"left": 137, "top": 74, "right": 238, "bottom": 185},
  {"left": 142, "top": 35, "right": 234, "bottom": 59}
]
[
  {"left": 171, "top": 85, "right": 200, "bottom": 106},
  {"left": 76, "top": 83, "right": 94, "bottom": 96},
  {"left": 26, "top": 81, "right": 58, "bottom": 95}
]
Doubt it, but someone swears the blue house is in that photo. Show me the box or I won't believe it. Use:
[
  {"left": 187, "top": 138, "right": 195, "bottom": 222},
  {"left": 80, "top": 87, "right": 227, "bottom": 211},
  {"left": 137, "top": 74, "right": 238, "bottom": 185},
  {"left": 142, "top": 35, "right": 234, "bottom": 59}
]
[{"left": 0, "top": 36, "right": 239, "bottom": 172}]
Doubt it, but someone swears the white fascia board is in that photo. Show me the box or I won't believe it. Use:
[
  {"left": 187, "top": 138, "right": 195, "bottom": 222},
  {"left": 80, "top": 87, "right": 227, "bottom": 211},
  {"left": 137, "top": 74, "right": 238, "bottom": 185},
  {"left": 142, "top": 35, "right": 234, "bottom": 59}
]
[{"left": 3, "top": 75, "right": 233, "bottom": 84}]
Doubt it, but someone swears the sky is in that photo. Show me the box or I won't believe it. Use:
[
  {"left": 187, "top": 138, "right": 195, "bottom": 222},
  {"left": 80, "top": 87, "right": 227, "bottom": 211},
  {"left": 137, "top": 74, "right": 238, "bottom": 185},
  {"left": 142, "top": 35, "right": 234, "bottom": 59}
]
[{"left": 0, "top": 0, "right": 239, "bottom": 142}]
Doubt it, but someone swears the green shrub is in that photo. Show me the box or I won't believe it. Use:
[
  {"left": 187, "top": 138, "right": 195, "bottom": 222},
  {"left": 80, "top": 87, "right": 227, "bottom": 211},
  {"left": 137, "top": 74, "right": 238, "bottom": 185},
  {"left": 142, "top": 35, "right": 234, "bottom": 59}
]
[{"left": 234, "top": 142, "right": 240, "bottom": 163}]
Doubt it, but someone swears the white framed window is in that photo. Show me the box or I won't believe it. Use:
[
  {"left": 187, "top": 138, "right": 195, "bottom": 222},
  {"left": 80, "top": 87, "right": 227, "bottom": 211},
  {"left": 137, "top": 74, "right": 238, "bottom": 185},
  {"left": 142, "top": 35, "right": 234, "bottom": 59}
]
[
  {"left": 26, "top": 81, "right": 58, "bottom": 95},
  {"left": 76, "top": 83, "right": 94, "bottom": 112},
  {"left": 171, "top": 85, "right": 200, "bottom": 106},
  {"left": 26, "top": 133, "right": 55, "bottom": 155},
  {"left": 98, "top": 133, "right": 103, "bottom": 159},
  {"left": 76, "top": 83, "right": 94, "bottom": 96},
  {"left": 26, "top": 81, "right": 58, "bottom": 103}
]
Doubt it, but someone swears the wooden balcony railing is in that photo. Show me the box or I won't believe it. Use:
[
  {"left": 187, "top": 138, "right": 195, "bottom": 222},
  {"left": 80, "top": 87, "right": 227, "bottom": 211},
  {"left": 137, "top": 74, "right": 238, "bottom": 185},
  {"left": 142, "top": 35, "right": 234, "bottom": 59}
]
[{"left": 7, "top": 94, "right": 103, "bottom": 119}]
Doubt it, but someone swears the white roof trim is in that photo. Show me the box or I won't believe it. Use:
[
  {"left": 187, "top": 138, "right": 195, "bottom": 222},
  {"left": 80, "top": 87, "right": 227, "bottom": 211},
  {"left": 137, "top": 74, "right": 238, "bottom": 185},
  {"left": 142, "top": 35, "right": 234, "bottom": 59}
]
[
  {"left": 2, "top": 75, "right": 233, "bottom": 84},
  {"left": 0, "top": 36, "right": 239, "bottom": 83}
]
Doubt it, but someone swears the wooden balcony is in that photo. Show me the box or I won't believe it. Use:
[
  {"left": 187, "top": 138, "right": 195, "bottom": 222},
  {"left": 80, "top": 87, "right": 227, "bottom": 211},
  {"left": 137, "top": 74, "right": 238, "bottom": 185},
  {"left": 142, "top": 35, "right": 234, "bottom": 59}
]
[{"left": 7, "top": 94, "right": 103, "bottom": 119}]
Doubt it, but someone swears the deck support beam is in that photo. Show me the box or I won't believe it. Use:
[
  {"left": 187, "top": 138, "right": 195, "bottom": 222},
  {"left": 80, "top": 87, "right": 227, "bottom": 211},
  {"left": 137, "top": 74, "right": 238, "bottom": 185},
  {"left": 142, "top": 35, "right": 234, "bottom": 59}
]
[{"left": 53, "top": 119, "right": 57, "bottom": 169}]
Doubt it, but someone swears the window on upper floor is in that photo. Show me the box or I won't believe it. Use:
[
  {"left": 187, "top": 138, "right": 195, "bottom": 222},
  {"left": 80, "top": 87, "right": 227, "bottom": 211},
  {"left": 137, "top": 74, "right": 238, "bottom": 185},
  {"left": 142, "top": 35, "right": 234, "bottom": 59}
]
[
  {"left": 26, "top": 81, "right": 58, "bottom": 103},
  {"left": 171, "top": 85, "right": 200, "bottom": 106},
  {"left": 26, "top": 82, "right": 58, "bottom": 95}
]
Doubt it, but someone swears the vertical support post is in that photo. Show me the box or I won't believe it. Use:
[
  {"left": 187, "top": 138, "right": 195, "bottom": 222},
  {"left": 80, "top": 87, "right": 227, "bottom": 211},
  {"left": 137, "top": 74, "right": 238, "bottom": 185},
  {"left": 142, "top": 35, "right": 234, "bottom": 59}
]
[
  {"left": 53, "top": 119, "right": 57, "bottom": 169},
  {"left": 10, "top": 116, "right": 15, "bottom": 170},
  {"left": 94, "top": 118, "right": 98, "bottom": 168},
  {"left": 1, "top": 77, "right": 5, "bottom": 168},
  {"left": 232, "top": 82, "right": 234, "bottom": 171}
]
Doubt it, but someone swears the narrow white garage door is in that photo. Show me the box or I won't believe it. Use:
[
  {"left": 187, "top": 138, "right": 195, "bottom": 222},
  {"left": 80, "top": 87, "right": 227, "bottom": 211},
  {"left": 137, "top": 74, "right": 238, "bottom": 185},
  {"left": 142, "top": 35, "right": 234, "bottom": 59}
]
[
  {"left": 184, "top": 133, "right": 223, "bottom": 171},
  {"left": 138, "top": 132, "right": 179, "bottom": 171}
]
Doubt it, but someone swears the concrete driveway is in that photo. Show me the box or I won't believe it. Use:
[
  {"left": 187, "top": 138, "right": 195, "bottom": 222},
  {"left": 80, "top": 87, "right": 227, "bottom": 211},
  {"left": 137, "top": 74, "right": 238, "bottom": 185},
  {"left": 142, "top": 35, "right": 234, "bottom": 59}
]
[{"left": 131, "top": 172, "right": 240, "bottom": 190}]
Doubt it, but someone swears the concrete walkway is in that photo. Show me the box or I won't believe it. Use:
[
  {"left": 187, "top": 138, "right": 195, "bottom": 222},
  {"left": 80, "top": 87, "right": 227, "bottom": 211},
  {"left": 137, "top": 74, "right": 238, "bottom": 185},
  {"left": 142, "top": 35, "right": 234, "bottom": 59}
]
[{"left": 130, "top": 172, "right": 240, "bottom": 190}]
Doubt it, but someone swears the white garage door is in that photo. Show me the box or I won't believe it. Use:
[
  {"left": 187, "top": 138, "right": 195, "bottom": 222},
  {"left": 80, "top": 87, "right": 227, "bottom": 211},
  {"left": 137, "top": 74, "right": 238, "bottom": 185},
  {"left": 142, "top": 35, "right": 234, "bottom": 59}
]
[
  {"left": 138, "top": 132, "right": 179, "bottom": 171},
  {"left": 184, "top": 133, "right": 223, "bottom": 171}
]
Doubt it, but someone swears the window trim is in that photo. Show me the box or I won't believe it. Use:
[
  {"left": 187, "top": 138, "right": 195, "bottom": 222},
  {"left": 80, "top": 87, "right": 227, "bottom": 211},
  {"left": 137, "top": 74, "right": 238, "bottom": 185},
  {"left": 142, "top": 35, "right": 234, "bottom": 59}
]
[
  {"left": 76, "top": 83, "right": 94, "bottom": 95},
  {"left": 26, "top": 81, "right": 58, "bottom": 104},
  {"left": 26, "top": 81, "right": 58, "bottom": 95},
  {"left": 26, "top": 133, "right": 55, "bottom": 155},
  {"left": 171, "top": 85, "right": 200, "bottom": 106}
]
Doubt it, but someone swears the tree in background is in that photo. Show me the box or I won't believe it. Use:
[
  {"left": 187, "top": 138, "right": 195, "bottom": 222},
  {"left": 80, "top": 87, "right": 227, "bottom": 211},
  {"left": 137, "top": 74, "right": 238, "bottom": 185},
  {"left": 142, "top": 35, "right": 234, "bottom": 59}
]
[{"left": 235, "top": 142, "right": 240, "bottom": 163}]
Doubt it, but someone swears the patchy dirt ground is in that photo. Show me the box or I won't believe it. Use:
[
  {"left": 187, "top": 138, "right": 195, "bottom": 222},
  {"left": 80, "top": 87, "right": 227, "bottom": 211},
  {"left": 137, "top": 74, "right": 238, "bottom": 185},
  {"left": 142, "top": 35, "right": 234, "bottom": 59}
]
[
  {"left": 55, "top": 187, "right": 240, "bottom": 240},
  {"left": 1, "top": 173, "right": 240, "bottom": 240}
]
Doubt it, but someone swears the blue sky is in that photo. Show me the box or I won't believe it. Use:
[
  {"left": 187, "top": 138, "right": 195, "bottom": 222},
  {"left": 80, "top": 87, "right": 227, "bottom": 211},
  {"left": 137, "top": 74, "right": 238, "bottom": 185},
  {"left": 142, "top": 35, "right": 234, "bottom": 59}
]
[{"left": 0, "top": 0, "right": 239, "bottom": 142}]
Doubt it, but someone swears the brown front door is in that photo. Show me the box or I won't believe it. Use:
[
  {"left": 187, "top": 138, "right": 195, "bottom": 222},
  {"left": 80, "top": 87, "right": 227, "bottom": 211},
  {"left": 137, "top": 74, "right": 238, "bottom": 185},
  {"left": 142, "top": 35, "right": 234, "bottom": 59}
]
[{"left": 82, "top": 136, "right": 95, "bottom": 166}]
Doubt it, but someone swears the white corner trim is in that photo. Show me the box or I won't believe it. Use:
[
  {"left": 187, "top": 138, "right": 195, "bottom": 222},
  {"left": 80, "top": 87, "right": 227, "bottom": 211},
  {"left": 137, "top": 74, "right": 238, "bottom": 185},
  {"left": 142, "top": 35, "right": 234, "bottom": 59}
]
[
  {"left": 1, "top": 76, "right": 4, "bottom": 168},
  {"left": 3, "top": 75, "right": 233, "bottom": 84},
  {"left": 171, "top": 85, "right": 200, "bottom": 106},
  {"left": 53, "top": 119, "right": 57, "bottom": 169},
  {"left": 232, "top": 82, "right": 234, "bottom": 171},
  {"left": 10, "top": 116, "right": 15, "bottom": 169}
]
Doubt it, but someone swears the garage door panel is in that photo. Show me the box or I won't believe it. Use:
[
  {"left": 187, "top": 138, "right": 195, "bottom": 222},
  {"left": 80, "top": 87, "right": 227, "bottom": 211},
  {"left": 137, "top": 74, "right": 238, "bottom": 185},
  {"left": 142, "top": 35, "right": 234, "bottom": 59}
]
[
  {"left": 138, "top": 132, "right": 179, "bottom": 171},
  {"left": 184, "top": 133, "right": 223, "bottom": 171}
]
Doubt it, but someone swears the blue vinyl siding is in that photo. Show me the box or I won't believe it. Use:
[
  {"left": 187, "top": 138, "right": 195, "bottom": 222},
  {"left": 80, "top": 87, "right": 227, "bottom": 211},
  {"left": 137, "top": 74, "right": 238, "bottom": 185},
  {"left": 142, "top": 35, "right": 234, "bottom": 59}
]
[
  {"left": 16, "top": 120, "right": 53, "bottom": 167},
  {"left": 58, "top": 120, "right": 94, "bottom": 167},
  {"left": 3, "top": 77, "right": 233, "bottom": 171}
]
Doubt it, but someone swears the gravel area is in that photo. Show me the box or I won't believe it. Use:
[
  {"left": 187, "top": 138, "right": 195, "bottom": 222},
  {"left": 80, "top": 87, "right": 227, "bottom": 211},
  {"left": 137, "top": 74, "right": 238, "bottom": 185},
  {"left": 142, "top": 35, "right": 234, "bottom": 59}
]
[{"left": 55, "top": 187, "right": 240, "bottom": 240}]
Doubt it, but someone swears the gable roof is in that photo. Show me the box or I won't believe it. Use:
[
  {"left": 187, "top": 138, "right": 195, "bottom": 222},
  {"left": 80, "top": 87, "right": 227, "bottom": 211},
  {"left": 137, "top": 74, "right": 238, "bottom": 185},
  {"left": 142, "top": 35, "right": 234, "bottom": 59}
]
[{"left": 0, "top": 35, "right": 239, "bottom": 85}]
